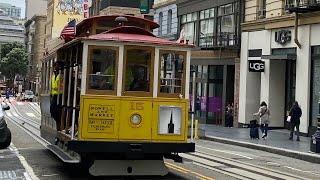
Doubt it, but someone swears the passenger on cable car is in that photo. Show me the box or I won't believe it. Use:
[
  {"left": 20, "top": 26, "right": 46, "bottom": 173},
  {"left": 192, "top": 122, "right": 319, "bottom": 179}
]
[{"left": 50, "top": 61, "right": 64, "bottom": 131}]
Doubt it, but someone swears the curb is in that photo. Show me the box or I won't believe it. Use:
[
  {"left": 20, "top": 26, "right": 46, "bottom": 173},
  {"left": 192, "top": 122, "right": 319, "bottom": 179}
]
[{"left": 203, "top": 135, "right": 320, "bottom": 164}]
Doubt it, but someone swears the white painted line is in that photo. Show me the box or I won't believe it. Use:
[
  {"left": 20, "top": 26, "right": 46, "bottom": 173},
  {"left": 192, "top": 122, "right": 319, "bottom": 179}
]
[
  {"left": 6, "top": 112, "right": 12, "bottom": 117},
  {"left": 11, "top": 143, "right": 39, "bottom": 180},
  {"left": 17, "top": 102, "right": 24, "bottom": 105},
  {"left": 196, "top": 145, "right": 254, "bottom": 160},
  {"left": 41, "top": 174, "right": 59, "bottom": 177},
  {"left": 26, "top": 113, "right": 35, "bottom": 117},
  {"left": 266, "top": 162, "right": 281, "bottom": 166},
  {"left": 13, "top": 113, "right": 18, "bottom": 117}
]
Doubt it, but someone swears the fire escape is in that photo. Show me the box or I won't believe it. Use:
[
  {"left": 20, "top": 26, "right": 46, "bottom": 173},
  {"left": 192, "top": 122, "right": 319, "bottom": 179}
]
[{"left": 285, "top": 0, "right": 320, "bottom": 13}]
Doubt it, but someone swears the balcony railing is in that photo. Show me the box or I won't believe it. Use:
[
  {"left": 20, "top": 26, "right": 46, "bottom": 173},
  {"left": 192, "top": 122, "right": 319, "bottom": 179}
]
[
  {"left": 285, "top": 0, "right": 320, "bottom": 13},
  {"left": 199, "top": 32, "right": 240, "bottom": 49}
]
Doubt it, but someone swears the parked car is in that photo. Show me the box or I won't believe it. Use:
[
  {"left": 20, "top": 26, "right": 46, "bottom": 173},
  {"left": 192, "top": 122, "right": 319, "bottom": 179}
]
[
  {"left": 0, "top": 104, "right": 11, "bottom": 149},
  {"left": 23, "top": 90, "right": 35, "bottom": 101}
]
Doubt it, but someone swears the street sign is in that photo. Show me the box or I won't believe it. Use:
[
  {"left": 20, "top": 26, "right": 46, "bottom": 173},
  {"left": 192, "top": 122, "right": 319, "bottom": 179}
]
[{"left": 140, "top": 0, "right": 149, "bottom": 14}]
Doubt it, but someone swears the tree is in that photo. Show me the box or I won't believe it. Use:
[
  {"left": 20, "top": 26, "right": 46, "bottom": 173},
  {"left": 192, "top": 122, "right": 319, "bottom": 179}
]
[
  {"left": 0, "top": 48, "right": 27, "bottom": 82},
  {"left": 0, "top": 42, "right": 24, "bottom": 59}
]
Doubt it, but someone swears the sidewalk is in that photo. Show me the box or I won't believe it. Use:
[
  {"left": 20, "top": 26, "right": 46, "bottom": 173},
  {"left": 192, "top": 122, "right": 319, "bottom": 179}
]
[{"left": 199, "top": 124, "right": 320, "bottom": 163}]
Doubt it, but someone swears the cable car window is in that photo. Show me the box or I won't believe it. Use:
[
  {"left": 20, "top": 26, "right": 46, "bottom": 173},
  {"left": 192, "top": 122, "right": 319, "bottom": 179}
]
[
  {"left": 123, "top": 46, "right": 154, "bottom": 96},
  {"left": 159, "top": 51, "right": 186, "bottom": 97},
  {"left": 87, "top": 46, "right": 118, "bottom": 94}
]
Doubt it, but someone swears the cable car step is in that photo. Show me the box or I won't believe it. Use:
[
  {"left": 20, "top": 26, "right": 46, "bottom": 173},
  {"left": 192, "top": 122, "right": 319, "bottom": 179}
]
[{"left": 47, "top": 145, "right": 80, "bottom": 163}]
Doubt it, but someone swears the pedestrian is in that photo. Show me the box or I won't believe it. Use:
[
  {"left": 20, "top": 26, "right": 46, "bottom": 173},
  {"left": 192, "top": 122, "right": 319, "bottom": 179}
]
[
  {"left": 226, "top": 103, "right": 233, "bottom": 128},
  {"left": 253, "top": 101, "right": 270, "bottom": 139},
  {"left": 289, "top": 101, "right": 302, "bottom": 141},
  {"left": 5, "top": 88, "right": 10, "bottom": 103}
]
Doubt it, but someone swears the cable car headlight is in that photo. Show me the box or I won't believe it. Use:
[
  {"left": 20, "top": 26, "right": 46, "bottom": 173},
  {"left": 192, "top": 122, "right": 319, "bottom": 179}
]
[{"left": 130, "top": 114, "right": 142, "bottom": 126}]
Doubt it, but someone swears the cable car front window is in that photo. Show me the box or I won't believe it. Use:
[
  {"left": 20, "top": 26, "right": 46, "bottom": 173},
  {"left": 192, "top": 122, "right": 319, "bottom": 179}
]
[
  {"left": 88, "top": 46, "right": 118, "bottom": 93},
  {"left": 125, "top": 48, "right": 152, "bottom": 92},
  {"left": 159, "top": 51, "right": 186, "bottom": 97}
]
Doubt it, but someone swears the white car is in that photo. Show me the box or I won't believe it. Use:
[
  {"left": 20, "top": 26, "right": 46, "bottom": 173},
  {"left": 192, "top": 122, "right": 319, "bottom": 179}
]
[{"left": 23, "top": 91, "right": 35, "bottom": 101}]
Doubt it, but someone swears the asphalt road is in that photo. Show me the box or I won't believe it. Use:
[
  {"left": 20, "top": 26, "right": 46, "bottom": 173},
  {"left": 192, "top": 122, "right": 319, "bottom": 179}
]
[{"left": 2, "top": 100, "right": 320, "bottom": 180}]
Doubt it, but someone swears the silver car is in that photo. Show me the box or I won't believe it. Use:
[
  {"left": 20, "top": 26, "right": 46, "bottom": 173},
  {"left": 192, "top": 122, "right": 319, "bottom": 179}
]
[
  {"left": 23, "top": 90, "right": 35, "bottom": 101},
  {"left": 0, "top": 104, "right": 11, "bottom": 149}
]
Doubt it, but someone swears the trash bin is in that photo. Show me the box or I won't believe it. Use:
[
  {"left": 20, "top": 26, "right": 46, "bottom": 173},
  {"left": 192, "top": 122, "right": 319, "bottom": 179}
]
[{"left": 310, "top": 135, "right": 320, "bottom": 153}]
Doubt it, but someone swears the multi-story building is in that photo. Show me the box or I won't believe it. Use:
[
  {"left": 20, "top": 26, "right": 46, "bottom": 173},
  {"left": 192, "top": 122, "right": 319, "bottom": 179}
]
[
  {"left": 24, "top": 0, "right": 48, "bottom": 92},
  {"left": 0, "top": 9, "right": 24, "bottom": 45},
  {"left": 176, "top": 0, "right": 243, "bottom": 126},
  {"left": 89, "top": 0, "right": 154, "bottom": 19},
  {"left": 153, "top": 0, "right": 178, "bottom": 41},
  {"left": 0, "top": 3, "right": 22, "bottom": 20},
  {"left": 24, "top": 15, "right": 47, "bottom": 93},
  {"left": 239, "top": 0, "right": 320, "bottom": 135},
  {"left": 25, "top": 0, "right": 48, "bottom": 20}
]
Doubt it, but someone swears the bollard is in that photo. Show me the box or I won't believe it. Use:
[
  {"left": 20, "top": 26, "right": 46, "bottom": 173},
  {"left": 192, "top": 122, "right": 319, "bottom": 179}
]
[{"left": 194, "top": 120, "right": 199, "bottom": 140}]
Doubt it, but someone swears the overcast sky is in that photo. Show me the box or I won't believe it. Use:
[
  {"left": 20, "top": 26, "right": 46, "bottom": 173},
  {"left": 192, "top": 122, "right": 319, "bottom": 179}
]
[{"left": 1, "top": 0, "right": 25, "bottom": 19}]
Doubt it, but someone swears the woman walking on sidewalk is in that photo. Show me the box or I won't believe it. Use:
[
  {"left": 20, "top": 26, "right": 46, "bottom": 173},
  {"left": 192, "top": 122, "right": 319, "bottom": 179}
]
[
  {"left": 289, "top": 101, "right": 302, "bottom": 141},
  {"left": 253, "top": 101, "right": 270, "bottom": 139}
]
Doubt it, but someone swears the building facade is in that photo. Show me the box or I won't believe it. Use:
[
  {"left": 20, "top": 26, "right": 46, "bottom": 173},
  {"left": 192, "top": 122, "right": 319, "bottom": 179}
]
[
  {"left": 0, "top": 3, "right": 22, "bottom": 20},
  {"left": 176, "top": 0, "right": 243, "bottom": 126},
  {"left": 24, "top": 15, "right": 47, "bottom": 93},
  {"left": 0, "top": 9, "right": 24, "bottom": 45},
  {"left": 153, "top": 0, "right": 178, "bottom": 41},
  {"left": 89, "top": 0, "right": 154, "bottom": 19},
  {"left": 25, "top": 0, "right": 48, "bottom": 20},
  {"left": 239, "top": 0, "right": 320, "bottom": 135}
]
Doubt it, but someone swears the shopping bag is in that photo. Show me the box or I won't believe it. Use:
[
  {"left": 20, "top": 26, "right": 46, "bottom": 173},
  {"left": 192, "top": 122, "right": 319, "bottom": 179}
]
[{"left": 286, "top": 116, "right": 291, "bottom": 122}]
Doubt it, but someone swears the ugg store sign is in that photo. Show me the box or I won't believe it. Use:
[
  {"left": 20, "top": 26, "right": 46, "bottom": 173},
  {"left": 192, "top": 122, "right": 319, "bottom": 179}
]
[{"left": 248, "top": 60, "right": 265, "bottom": 72}]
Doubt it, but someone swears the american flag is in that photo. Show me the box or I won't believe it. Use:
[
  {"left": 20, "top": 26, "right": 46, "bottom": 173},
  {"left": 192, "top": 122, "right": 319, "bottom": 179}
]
[{"left": 60, "top": 19, "right": 76, "bottom": 41}]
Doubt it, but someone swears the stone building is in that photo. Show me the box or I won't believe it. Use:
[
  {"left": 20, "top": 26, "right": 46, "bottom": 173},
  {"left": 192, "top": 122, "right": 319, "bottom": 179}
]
[
  {"left": 239, "top": 0, "right": 320, "bottom": 135},
  {"left": 0, "top": 9, "right": 24, "bottom": 45},
  {"left": 89, "top": 0, "right": 154, "bottom": 19}
]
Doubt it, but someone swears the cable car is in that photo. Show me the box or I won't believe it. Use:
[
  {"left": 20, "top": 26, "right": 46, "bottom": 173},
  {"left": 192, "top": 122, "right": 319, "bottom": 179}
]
[{"left": 40, "top": 15, "right": 195, "bottom": 176}]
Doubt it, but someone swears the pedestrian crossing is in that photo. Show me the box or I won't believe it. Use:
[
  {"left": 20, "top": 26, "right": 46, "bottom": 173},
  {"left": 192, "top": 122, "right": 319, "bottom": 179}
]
[{"left": 5, "top": 112, "right": 36, "bottom": 118}]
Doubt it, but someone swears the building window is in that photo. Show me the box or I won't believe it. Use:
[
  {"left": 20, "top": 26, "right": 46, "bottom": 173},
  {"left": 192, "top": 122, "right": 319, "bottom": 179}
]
[
  {"left": 181, "top": 12, "right": 197, "bottom": 45},
  {"left": 159, "top": 12, "right": 163, "bottom": 35},
  {"left": 257, "top": 0, "right": 266, "bottom": 19},
  {"left": 199, "top": 8, "right": 214, "bottom": 48},
  {"left": 217, "top": 4, "right": 236, "bottom": 46},
  {"left": 167, "top": 9, "right": 172, "bottom": 34}
]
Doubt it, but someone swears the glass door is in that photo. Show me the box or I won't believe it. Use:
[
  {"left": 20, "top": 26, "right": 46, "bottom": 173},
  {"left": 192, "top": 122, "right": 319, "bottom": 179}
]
[
  {"left": 207, "top": 65, "right": 224, "bottom": 125},
  {"left": 284, "top": 60, "right": 296, "bottom": 129}
]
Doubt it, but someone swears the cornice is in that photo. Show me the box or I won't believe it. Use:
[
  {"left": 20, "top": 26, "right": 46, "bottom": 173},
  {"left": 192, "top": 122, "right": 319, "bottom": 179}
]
[{"left": 153, "top": 0, "right": 176, "bottom": 9}]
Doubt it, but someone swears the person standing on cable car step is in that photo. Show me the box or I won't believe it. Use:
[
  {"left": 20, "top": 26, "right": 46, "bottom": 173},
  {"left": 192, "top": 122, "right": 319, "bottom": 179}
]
[{"left": 50, "top": 61, "right": 64, "bottom": 131}]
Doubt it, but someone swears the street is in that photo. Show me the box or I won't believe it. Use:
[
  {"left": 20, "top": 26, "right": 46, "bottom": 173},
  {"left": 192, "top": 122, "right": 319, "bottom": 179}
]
[{"left": 1, "top": 98, "right": 320, "bottom": 180}]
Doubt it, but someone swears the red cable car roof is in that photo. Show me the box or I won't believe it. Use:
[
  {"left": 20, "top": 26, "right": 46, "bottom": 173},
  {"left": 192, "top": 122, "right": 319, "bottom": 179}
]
[
  {"left": 77, "top": 15, "right": 160, "bottom": 30},
  {"left": 79, "top": 26, "right": 193, "bottom": 48}
]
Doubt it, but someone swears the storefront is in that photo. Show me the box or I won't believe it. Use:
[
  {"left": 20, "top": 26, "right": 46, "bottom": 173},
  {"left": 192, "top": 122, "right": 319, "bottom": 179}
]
[{"left": 239, "top": 24, "right": 320, "bottom": 135}]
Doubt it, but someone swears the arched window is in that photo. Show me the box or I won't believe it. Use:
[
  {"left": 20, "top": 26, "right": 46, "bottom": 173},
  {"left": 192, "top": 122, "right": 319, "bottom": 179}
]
[
  {"left": 167, "top": 10, "right": 172, "bottom": 34},
  {"left": 159, "top": 12, "right": 163, "bottom": 35}
]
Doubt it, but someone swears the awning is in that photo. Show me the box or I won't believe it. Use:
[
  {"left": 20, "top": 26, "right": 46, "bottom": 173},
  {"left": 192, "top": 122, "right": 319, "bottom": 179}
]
[{"left": 261, "top": 53, "right": 297, "bottom": 60}]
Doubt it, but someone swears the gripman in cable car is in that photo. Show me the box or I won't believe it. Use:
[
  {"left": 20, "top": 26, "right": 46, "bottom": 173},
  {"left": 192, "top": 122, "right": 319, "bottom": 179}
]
[{"left": 40, "top": 15, "right": 195, "bottom": 176}]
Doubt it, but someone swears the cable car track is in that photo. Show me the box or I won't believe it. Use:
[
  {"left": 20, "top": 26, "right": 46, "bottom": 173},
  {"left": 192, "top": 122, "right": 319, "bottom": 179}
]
[
  {"left": 27, "top": 102, "right": 41, "bottom": 116},
  {"left": 9, "top": 103, "right": 41, "bottom": 127}
]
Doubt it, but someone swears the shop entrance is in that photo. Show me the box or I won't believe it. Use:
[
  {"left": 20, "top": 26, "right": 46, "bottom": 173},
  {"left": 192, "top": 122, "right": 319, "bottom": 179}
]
[{"left": 284, "top": 60, "right": 296, "bottom": 129}]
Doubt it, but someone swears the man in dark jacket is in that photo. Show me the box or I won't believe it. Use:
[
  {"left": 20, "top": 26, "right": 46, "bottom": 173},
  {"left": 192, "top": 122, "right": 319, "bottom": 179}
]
[{"left": 289, "top": 101, "right": 302, "bottom": 141}]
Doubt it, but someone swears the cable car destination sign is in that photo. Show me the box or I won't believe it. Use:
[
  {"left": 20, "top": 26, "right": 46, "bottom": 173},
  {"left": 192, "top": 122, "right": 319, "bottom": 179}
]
[{"left": 88, "top": 104, "right": 115, "bottom": 133}]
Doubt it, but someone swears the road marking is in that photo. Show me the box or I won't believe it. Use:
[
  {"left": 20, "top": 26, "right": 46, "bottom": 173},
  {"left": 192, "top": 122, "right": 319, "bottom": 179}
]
[
  {"left": 193, "top": 162, "right": 250, "bottom": 180},
  {"left": 13, "top": 113, "right": 18, "bottom": 117},
  {"left": 6, "top": 112, "right": 12, "bottom": 117},
  {"left": 266, "top": 162, "right": 281, "bottom": 166},
  {"left": 165, "top": 162, "right": 215, "bottom": 180},
  {"left": 10, "top": 143, "right": 39, "bottom": 180},
  {"left": 17, "top": 102, "right": 24, "bottom": 105},
  {"left": 41, "top": 174, "right": 59, "bottom": 177},
  {"left": 165, "top": 163, "right": 188, "bottom": 174},
  {"left": 196, "top": 145, "right": 254, "bottom": 159},
  {"left": 26, "top": 113, "right": 35, "bottom": 117},
  {"left": 223, "top": 168, "right": 275, "bottom": 180}
]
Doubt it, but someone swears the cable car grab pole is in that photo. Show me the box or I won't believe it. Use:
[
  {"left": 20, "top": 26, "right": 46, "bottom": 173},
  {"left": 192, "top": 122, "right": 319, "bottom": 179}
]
[{"left": 191, "top": 66, "right": 196, "bottom": 143}]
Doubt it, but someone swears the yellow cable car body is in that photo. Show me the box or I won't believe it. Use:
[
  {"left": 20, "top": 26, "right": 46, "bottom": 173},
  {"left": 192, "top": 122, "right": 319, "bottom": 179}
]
[{"left": 40, "top": 15, "right": 195, "bottom": 176}]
